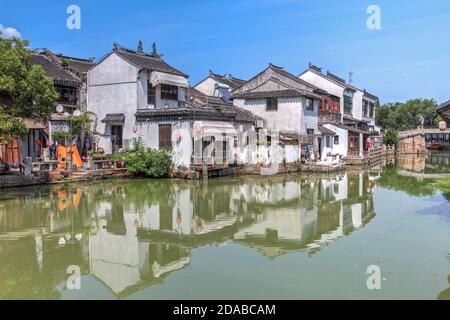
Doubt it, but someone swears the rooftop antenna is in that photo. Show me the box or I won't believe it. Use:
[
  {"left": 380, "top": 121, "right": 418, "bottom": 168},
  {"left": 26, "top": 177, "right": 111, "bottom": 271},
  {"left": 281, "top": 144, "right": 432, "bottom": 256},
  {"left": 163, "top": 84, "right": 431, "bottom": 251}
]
[{"left": 348, "top": 72, "right": 353, "bottom": 85}]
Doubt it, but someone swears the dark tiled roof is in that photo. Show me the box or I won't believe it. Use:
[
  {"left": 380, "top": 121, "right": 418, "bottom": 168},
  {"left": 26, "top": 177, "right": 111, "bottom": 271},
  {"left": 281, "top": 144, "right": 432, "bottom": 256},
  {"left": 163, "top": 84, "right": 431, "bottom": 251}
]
[
  {"left": 135, "top": 105, "right": 234, "bottom": 121},
  {"left": 301, "top": 64, "right": 379, "bottom": 99},
  {"left": 102, "top": 113, "right": 125, "bottom": 123},
  {"left": 114, "top": 46, "right": 188, "bottom": 77},
  {"left": 137, "top": 87, "right": 260, "bottom": 123},
  {"left": 56, "top": 55, "right": 95, "bottom": 74},
  {"left": 269, "top": 64, "right": 317, "bottom": 90},
  {"left": 209, "top": 71, "right": 246, "bottom": 89},
  {"left": 29, "top": 53, "right": 80, "bottom": 85},
  {"left": 438, "top": 99, "right": 450, "bottom": 110},
  {"left": 231, "top": 89, "right": 318, "bottom": 100},
  {"left": 333, "top": 124, "right": 368, "bottom": 134}
]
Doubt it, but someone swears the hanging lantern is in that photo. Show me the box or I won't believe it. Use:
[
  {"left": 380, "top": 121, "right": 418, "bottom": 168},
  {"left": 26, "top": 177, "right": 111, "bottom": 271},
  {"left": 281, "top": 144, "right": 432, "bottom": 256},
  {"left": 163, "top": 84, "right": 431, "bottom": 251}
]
[
  {"left": 439, "top": 121, "right": 447, "bottom": 131},
  {"left": 132, "top": 126, "right": 138, "bottom": 134}
]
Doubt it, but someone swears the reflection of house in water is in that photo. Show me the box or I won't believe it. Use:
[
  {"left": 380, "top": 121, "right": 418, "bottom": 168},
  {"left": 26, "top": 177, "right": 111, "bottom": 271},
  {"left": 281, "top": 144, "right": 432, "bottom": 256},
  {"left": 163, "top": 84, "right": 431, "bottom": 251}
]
[
  {"left": 0, "top": 173, "right": 378, "bottom": 298},
  {"left": 397, "top": 152, "right": 450, "bottom": 177},
  {"left": 88, "top": 198, "right": 191, "bottom": 297},
  {"left": 234, "top": 173, "right": 376, "bottom": 258}
]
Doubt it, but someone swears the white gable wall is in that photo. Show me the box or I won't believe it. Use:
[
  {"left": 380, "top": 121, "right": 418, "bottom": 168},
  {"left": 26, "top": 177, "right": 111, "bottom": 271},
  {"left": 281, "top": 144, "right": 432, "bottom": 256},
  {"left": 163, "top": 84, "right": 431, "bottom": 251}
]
[
  {"left": 299, "top": 70, "right": 345, "bottom": 117},
  {"left": 88, "top": 53, "right": 140, "bottom": 153},
  {"left": 195, "top": 77, "right": 224, "bottom": 97},
  {"left": 234, "top": 97, "right": 318, "bottom": 137}
]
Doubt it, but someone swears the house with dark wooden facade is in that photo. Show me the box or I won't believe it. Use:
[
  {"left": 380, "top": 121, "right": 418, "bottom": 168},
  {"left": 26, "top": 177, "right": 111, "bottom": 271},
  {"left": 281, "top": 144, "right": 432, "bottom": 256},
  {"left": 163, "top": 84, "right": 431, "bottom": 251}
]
[{"left": 0, "top": 49, "right": 94, "bottom": 166}]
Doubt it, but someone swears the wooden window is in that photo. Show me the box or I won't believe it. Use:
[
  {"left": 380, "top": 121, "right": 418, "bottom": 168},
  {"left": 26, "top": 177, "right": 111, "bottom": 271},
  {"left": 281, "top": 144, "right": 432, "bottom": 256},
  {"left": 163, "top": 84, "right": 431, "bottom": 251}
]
[
  {"left": 55, "top": 85, "right": 77, "bottom": 105},
  {"left": 306, "top": 98, "right": 314, "bottom": 111},
  {"left": 147, "top": 81, "right": 156, "bottom": 105},
  {"left": 331, "top": 97, "right": 340, "bottom": 113},
  {"left": 159, "top": 124, "right": 172, "bottom": 149},
  {"left": 326, "top": 136, "right": 331, "bottom": 148},
  {"left": 334, "top": 135, "right": 339, "bottom": 144},
  {"left": 160, "top": 84, "right": 178, "bottom": 100},
  {"left": 307, "top": 129, "right": 314, "bottom": 136},
  {"left": 369, "top": 102, "right": 375, "bottom": 118},
  {"left": 266, "top": 98, "right": 278, "bottom": 111},
  {"left": 344, "top": 95, "right": 353, "bottom": 114},
  {"left": 363, "top": 100, "right": 368, "bottom": 117}
]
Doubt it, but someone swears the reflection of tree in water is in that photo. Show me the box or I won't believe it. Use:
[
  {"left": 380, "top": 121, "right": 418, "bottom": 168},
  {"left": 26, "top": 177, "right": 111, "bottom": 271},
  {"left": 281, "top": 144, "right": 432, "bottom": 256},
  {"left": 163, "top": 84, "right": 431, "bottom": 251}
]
[
  {"left": 0, "top": 237, "right": 88, "bottom": 299},
  {"left": 378, "top": 163, "right": 435, "bottom": 197}
]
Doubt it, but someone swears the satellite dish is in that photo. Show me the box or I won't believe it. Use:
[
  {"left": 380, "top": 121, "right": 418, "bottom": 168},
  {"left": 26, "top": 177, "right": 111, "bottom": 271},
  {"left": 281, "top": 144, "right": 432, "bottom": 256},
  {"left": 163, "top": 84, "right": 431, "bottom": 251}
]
[
  {"left": 56, "top": 104, "right": 64, "bottom": 113},
  {"left": 73, "top": 110, "right": 82, "bottom": 117}
]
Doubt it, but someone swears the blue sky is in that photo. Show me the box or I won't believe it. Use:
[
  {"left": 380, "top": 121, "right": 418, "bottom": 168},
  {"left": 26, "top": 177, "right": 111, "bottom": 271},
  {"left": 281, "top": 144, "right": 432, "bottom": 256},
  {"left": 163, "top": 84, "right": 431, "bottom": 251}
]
[{"left": 1, "top": 0, "right": 450, "bottom": 103}]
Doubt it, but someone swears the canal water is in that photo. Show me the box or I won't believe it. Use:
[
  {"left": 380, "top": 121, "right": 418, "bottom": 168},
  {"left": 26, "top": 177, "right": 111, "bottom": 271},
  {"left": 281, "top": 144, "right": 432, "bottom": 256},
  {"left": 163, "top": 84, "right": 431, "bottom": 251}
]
[{"left": 0, "top": 154, "right": 449, "bottom": 300}]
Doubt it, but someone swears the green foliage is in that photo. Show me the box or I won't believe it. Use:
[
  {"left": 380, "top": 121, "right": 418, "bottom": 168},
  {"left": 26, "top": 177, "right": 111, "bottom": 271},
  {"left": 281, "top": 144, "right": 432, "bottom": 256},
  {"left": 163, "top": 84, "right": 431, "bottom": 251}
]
[
  {"left": 383, "top": 128, "right": 399, "bottom": 147},
  {"left": 0, "top": 37, "right": 57, "bottom": 123},
  {"left": 51, "top": 130, "right": 71, "bottom": 144},
  {"left": 66, "top": 111, "right": 95, "bottom": 137},
  {"left": 114, "top": 138, "right": 172, "bottom": 178},
  {"left": 433, "top": 177, "right": 450, "bottom": 193},
  {"left": 376, "top": 99, "right": 440, "bottom": 131},
  {"left": 0, "top": 109, "right": 27, "bottom": 143},
  {"left": 377, "top": 164, "right": 435, "bottom": 197}
]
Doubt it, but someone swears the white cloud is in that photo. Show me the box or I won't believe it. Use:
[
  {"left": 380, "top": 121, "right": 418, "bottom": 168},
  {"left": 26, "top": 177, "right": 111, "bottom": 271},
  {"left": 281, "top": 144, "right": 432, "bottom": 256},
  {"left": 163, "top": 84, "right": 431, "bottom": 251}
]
[{"left": 0, "top": 24, "right": 21, "bottom": 39}]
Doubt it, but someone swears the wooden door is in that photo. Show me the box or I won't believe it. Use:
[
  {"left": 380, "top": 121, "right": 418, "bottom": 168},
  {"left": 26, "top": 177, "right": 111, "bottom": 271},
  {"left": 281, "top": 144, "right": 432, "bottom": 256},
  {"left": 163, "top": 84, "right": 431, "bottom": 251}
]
[
  {"left": 348, "top": 133, "right": 359, "bottom": 155},
  {"left": 159, "top": 124, "right": 172, "bottom": 149}
]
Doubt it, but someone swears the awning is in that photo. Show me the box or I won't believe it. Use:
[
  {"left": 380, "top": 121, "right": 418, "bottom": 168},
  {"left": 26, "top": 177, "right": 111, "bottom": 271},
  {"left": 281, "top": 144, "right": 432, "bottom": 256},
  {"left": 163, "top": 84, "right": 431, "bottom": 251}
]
[
  {"left": 150, "top": 71, "right": 189, "bottom": 88},
  {"left": 193, "top": 121, "right": 237, "bottom": 140},
  {"left": 23, "top": 119, "right": 46, "bottom": 129},
  {"left": 102, "top": 113, "right": 125, "bottom": 124},
  {"left": 318, "top": 126, "right": 336, "bottom": 136}
]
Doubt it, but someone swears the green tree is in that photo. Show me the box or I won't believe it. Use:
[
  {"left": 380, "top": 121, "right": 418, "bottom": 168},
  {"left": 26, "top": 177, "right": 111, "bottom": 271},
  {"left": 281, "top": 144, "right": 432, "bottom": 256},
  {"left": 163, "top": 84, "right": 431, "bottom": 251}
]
[
  {"left": 383, "top": 128, "right": 399, "bottom": 148},
  {"left": 0, "top": 37, "right": 57, "bottom": 142},
  {"left": 0, "top": 109, "right": 27, "bottom": 143},
  {"left": 376, "top": 99, "right": 439, "bottom": 131}
]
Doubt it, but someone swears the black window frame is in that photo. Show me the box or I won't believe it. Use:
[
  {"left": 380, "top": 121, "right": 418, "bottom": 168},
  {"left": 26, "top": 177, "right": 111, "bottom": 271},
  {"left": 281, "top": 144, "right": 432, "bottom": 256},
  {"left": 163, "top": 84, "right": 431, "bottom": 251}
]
[
  {"left": 344, "top": 95, "right": 353, "bottom": 114},
  {"left": 266, "top": 97, "right": 278, "bottom": 111},
  {"left": 147, "top": 80, "right": 156, "bottom": 105},
  {"left": 334, "top": 135, "right": 339, "bottom": 145},
  {"left": 305, "top": 98, "right": 314, "bottom": 111},
  {"left": 160, "top": 84, "right": 178, "bottom": 101}
]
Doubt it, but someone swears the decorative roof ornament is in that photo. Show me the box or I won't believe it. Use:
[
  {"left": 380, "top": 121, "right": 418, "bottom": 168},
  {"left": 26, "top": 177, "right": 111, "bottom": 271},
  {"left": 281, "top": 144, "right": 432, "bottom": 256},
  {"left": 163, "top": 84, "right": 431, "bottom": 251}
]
[
  {"left": 113, "top": 42, "right": 121, "bottom": 51},
  {"left": 137, "top": 40, "right": 144, "bottom": 54},
  {"left": 152, "top": 42, "right": 162, "bottom": 58}
]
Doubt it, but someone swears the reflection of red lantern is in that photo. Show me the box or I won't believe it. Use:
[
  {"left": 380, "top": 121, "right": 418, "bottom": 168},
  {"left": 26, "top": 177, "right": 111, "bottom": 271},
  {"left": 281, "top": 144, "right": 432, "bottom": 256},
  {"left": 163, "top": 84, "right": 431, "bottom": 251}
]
[
  {"left": 176, "top": 131, "right": 182, "bottom": 143},
  {"left": 36, "top": 139, "right": 42, "bottom": 146}
]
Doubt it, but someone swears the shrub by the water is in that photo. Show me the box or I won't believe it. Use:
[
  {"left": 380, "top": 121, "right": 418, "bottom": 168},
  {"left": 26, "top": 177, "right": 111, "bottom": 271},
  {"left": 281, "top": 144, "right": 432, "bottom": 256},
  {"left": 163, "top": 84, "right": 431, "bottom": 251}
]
[{"left": 115, "top": 139, "right": 172, "bottom": 178}]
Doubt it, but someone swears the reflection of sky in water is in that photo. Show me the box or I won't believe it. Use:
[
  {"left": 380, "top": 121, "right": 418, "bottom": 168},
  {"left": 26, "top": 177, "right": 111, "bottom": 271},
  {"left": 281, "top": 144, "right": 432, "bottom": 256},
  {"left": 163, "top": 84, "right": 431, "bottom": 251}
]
[{"left": 0, "top": 156, "right": 449, "bottom": 300}]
